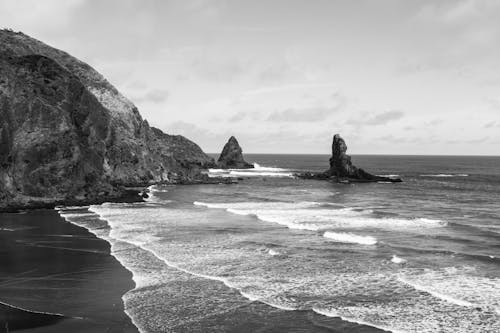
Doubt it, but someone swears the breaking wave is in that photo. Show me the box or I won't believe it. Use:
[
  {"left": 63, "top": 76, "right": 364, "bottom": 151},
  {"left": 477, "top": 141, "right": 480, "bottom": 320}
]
[
  {"left": 323, "top": 231, "right": 377, "bottom": 245},
  {"left": 420, "top": 174, "right": 469, "bottom": 178},
  {"left": 194, "top": 201, "right": 446, "bottom": 232},
  {"left": 207, "top": 163, "right": 294, "bottom": 178}
]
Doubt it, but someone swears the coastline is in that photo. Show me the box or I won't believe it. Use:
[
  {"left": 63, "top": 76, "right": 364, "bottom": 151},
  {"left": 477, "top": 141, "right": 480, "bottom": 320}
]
[
  {"left": 0, "top": 176, "right": 237, "bottom": 214},
  {"left": 0, "top": 209, "right": 138, "bottom": 332}
]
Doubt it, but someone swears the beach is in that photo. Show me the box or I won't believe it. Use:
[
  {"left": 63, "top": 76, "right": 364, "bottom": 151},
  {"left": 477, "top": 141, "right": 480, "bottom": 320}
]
[{"left": 0, "top": 209, "right": 138, "bottom": 332}]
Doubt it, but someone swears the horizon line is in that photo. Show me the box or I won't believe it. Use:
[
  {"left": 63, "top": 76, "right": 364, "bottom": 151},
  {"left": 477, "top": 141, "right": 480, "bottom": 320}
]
[{"left": 207, "top": 153, "right": 500, "bottom": 157}]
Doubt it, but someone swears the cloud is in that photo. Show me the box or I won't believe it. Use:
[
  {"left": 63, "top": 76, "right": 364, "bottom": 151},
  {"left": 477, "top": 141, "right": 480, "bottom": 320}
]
[
  {"left": 446, "top": 136, "right": 490, "bottom": 144},
  {"left": 0, "top": 0, "right": 84, "bottom": 33},
  {"left": 229, "top": 112, "right": 247, "bottom": 122},
  {"left": 348, "top": 110, "right": 405, "bottom": 126},
  {"left": 415, "top": 0, "right": 500, "bottom": 24},
  {"left": 131, "top": 89, "right": 169, "bottom": 104},
  {"left": 425, "top": 118, "right": 444, "bottom": 126},
  {"left": 267, "top": 106, "right": 339, "bottom": 122},
  {"left": 484, "top": 121, "right": 500, "bottom": 128}
]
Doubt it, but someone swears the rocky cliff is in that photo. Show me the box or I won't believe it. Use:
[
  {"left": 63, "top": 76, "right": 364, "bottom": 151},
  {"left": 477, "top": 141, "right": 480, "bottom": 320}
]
[
  {"left": 298, "top": 134, "right": 402, "bottom": 183},
  {"left": 0, "top": 29, "right": 216, "bottom": 210},
  {"left": 217, "top": 136, "right": 254, "bottom": 169}
]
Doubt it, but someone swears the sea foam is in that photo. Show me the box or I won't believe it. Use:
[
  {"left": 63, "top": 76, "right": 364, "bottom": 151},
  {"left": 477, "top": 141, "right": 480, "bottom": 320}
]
[
  {"left": 323, "top": 231, "right": 377, "bottom": 245},
  {"left": 194, "top": 201, "right": 446, "bottom": 232},
  {"left": 207, "top": 163, "right": 294, "bottom": 178}
]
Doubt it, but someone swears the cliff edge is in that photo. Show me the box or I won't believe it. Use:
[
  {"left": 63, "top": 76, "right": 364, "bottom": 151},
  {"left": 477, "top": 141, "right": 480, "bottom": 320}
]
[{"left": 0, "top": 29, "right": 216, "bottom": 211}]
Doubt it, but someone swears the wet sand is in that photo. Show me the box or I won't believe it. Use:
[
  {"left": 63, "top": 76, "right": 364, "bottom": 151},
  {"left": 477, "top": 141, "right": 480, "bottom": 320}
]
[{"left": 0, "top": 209, "right": 138, "bottom": 332}]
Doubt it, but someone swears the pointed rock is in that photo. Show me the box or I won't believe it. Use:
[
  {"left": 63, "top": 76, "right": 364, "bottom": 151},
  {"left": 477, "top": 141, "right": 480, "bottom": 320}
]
[
  {"left": 326, "top": 134, "right": 401, "bottom": 182},
  {"left": 296, "top": 134, "right": 402, "bottom": 183},
  {"left": 217, "top": 136, "right": 254, "bottom": 169}
]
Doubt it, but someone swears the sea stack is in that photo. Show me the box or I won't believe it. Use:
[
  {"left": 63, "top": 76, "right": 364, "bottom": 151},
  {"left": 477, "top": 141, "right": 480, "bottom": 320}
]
[
  {"left": 217, "top": 136, "right": 254, "bottom": 169},
  {"left": 299, "top": 134, "right": 402, "bottom": 183}
]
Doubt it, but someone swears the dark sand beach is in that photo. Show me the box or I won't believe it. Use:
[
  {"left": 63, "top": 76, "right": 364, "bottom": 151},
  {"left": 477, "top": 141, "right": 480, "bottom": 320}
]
[{"left": 0, "top": 209, "right": 138, "bottom": 332}]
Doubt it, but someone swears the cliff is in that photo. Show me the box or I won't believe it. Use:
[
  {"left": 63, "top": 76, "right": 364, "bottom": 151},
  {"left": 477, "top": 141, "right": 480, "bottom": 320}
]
[
  {"left": 217, "top": 136, "right": 254, "bottom": 169},
  {"left": 298, "top": 134, "right": 402, "bottom": 183},
  {"left": 0, "top": 29, "right": 216, "bottom": 211}
]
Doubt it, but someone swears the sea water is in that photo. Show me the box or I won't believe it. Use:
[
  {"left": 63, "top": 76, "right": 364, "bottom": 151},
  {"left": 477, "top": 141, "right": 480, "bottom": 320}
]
[{"left": 58, "top": 155, "right": 500, "bottom": 332}]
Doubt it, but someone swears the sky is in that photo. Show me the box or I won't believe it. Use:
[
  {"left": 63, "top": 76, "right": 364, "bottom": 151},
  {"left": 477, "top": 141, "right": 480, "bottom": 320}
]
[{"left": 1, "top": 0, "right": 500, "bottom": 155}]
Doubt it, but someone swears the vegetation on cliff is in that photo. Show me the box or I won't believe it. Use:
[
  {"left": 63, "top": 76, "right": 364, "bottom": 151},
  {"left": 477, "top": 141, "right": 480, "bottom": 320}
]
[{"left": 0, "top": 30, "right": 216, "bottom": 210}]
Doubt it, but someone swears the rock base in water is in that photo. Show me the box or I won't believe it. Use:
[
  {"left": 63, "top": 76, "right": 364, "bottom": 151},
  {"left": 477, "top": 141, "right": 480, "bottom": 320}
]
[
  {"left": 217, "top": 136, "right": 254, "bottom": 169},
  {"left": 296, "top": 134, "right": 402, "bottom": 183}
]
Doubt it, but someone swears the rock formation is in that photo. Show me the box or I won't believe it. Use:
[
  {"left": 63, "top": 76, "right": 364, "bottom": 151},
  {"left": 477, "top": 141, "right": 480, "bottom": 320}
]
[
  {"left": 0, "top": 29, "right": 218, "bottom": 211},
  {"left": 298, "top": 134, "right": 402, "bottom": 183},
  {"left": 217, "top": 136, "right": 254, "bottom": 169}
]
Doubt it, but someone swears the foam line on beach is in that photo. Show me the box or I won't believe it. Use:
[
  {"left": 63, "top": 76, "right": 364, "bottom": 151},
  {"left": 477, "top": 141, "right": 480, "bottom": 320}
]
[
  {"left": 398, "top": 276, "right": 475, "bottom": 307},
  {"left": 0, "top": 299, "right": 67, "bottom": 318},
  {"left": 312, "top": 307, "right": 405, "bottom": 333},
  {"left": 60, "top": 205, "right": 299, "bottom": 331},
  {"left": 57, "top": 207, "right": 145, "bottom": 333},
  {"left": 86, "top": 205, "right": 304, "bottom": 313}
]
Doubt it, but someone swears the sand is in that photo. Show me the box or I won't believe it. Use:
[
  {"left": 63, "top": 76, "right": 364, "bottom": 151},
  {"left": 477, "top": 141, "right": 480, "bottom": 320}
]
[{"left": 0, "top": 209, "right": 138, "bottom": 332}]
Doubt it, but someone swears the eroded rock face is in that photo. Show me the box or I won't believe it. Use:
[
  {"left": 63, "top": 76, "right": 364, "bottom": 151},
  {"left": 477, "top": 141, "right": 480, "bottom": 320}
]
[
  {"left": 0, "top": 29, "right": 216, "bottom": 209},
  {"left": 297, "top": 134, "right": 401, "bottom": 183},
  {"left": 326, "top": 134, "right": 401, "bottom": 182},
  {"left": 217, "top": 136, "right": 254, "bottom": 169}
]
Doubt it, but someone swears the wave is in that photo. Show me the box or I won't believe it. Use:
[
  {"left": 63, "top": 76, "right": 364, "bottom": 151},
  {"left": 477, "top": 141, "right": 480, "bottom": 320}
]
[
  {"left": 253, "top": 163, "right": 288, "bottom": 172},
  {"left": 391, "top": 255, "right": 407, "bottom": 264},
  {"left": 398, "top": 276, "right": 475, "bottom": 307},
  {"left": 194, "top": 201, "right": 446, "bottom": 233},
  {"left": 376, "top": 174, "right": 400, "bottom": 178},
  {"left": 268, "top": 249, "right": 282, "bottom": 256},
  {"left": 323, "top": 232, "right": 377, "bottom": 245},
  {"left": 229, "top": 170, "right": 294, "bottom": 177},
  {"left": 58, "top": 207, "right": 149, "bottom": 333},
  {"left": 194, "top": 200, "right": 322, "bottom": 210},
  {"left": 59, "top": 202, "right": 500, "bottom": 333},
  {"left": 207, "top": 164, "right": 293, "bottom": 178},
  {"left": 398, "top": 268, "right": 500, "bottom": 312},
  {"left": 420, "top": 174, "right": 469, "bottom": 178},
  {"left": 83, "top": 204, "right": 303, "bottom": 314},
  {"left": 312, "top": 307, "right": 405, "bottom": 333}
]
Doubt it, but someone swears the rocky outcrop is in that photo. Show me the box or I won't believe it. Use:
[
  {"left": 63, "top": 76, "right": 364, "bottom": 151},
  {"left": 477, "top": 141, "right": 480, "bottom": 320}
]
[
  {"left": 0, "top": 29, "right": 217, "bottom": 211},
  {"left": 298, "top": 134, "right": 402, "bottom": 183},
  {"left": 217, "top": 136, "right": 254, "bottom": 169}
]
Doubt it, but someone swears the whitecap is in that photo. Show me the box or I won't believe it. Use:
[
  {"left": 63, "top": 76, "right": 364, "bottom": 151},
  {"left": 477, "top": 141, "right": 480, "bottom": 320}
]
[
  {"left": 391, "top": 255, "right": 407, "bottom": 264},
  {"left": 268, "top": 249, "right": 281, "bottom": 256},
  {"left": 253, "top": 163, "right": 288, "bottom": 172},
  {"left": 323, "top": 231, "right": 377, "bottom": 245}
]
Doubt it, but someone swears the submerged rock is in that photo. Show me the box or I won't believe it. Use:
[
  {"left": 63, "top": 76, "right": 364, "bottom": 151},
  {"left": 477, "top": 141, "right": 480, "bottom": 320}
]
[
  {"left": 0, "top": 29, "right": 216, "bottom": 211},
  {"left": 217, "top": 136, "right": 254, "bottom": 169},
  {"left": 298, "top": 134, "right": 402, "bottom": 183}
]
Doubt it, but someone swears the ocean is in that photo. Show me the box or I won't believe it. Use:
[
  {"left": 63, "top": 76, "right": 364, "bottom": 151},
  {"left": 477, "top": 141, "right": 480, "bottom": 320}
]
[{"left": 58, "top": 154, "right": 500, "bottom": 332}]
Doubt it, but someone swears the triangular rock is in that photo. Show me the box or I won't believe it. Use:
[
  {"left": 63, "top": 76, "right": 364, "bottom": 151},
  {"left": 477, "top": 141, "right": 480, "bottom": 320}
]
[{"left": 217, "top": 136, "right": 254, "bottom": 169}]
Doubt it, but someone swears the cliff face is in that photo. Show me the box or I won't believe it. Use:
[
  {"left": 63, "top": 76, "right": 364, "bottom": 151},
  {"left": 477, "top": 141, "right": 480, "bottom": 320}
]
[
  {"left": 217, "top": 136, "right": 254, "bottom": 169},
  {"left": 297, "top": 134, "right": 401, "bottom": 183},
  {"left": 326, "top": 134, "right": 401, "bottom": 182},
  {"left": 0, "top": 30, "right": 215, "bottom": 208}
]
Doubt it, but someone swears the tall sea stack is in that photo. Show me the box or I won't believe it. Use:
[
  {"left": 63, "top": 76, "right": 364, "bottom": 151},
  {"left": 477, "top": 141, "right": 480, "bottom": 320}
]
[
  {"left": 217, "top": 136, "right": 254, "bottom": 169},
  {"left": 298, "top": 134, "right": 402, "bottom": 183},
  {"left": 0, "top": 29, "right": 216, "bottom": 211}
]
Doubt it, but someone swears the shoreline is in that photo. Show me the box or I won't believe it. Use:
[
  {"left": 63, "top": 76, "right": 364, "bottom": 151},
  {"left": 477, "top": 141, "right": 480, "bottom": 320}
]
[
  {"left": 0, "top": 209, "right": 139, "bottom": 332},
  {"left": 0, "top": 176, "right": 238, "bottom": 214}
]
